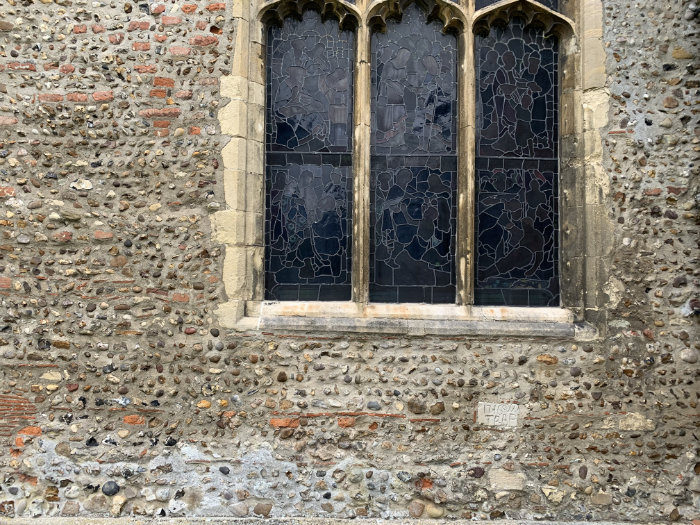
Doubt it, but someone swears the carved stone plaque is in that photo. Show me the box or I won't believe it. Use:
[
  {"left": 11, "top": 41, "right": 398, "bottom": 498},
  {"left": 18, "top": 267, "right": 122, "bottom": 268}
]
[{"left": 477, "top": 402, "right": 519, "bottom": 428}]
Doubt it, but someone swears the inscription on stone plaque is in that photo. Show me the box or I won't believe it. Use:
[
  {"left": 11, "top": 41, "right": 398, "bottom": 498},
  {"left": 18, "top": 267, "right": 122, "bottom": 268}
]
[{"left": 477, "top": 402, "right": 519, "bottom": 428}]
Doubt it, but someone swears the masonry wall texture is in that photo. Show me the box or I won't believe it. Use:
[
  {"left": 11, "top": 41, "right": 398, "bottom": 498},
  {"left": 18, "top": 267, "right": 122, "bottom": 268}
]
[{"left": 0, "top": 0, "right": 698, "bottom": 522}]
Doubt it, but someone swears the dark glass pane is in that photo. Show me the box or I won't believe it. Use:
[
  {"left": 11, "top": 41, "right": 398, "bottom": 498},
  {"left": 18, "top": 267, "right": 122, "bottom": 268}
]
[
  {"left": 265, "top": 159, "right": 352, "bottom": 301},
  {"left": 476, "top": 0, "right": 558, "bottom": 11},
  {"left": 370, "top": 4, "right": 457, "bottom": 303},
  {"left": 267, "top": 12, "right": 354, "bottom": 153},
  {"left": 475, "top": 19, "right": 559, "bottom": 306},
  {"left": 265, "top": 12, "right": 354, "bottom": 301}
]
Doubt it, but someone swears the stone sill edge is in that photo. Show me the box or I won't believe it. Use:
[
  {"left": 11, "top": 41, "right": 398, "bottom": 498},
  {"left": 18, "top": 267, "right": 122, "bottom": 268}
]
[{"left": 254, "top": 315, "right": 578, "bottom": 337}]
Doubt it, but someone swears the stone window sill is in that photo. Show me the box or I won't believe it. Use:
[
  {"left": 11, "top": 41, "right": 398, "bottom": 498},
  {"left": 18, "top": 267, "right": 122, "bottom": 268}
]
[{"left": 230, "top": 302, "right": 593, "bottom": 339}]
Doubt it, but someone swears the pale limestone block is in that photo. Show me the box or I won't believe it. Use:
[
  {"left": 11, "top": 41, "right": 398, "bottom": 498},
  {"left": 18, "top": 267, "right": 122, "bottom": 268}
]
[
  {"left": 247, "top": 139, "right": 264, "bottom": 175},
  {"left": 584, "top": 163, "right": 608, "bottom": 205},
  {"left": 221, "top": 245, "right": 254, "bottom": 299},
  {"left": 583, "top": 129, "right": 603, "bottom": 158},
  {"left": 219, "top": 99, "right": 249, "bottom": 138},
  {"left": 249, "top": 42, "right": 265, "bottom": 85},
  {"left": 582, "top": 89, "right": 610, "bottom": 131},
  {"left": 223, "top": 170, "right": 263, "bottom": 213},
  {"left": 248, "top": 81, "right": 265, "bottom": 106},
  {"left": 220, "top": 75, "right": 249, "bottom": 101},
  {"left": 222, "top": 169, "right": 247, "bottom": 211},
  {"left": 247, "top": 103, "right": 265, "bottom": 143},
  {"left": 581, "top": 0, "right": 606, "bottom": 90},
  {"left": 231, "top": 22, "right": 250, "bottom": 77},
  {"left": 488, "top": 469, "right": 526, "bottom": 491},
  {"left": 211, "top": 209, "right": 262, "bottom": 247},
  {"left": 214, "top": 300, "right": 246, "bottom": 327},
  {"left": 221, "top": 137, "right": 248, "bottom": 172}
]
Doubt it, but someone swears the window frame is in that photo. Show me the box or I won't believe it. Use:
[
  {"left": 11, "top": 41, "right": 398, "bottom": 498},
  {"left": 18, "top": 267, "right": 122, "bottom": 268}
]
[{"left": 214, "top": 0, "right": 605, "bottom": 337}]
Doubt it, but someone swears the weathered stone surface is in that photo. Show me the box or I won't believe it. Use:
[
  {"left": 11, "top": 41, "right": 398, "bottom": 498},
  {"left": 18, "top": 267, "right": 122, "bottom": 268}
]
[{"left": 0, "top": 0, "right": 695, "bottom": 522}]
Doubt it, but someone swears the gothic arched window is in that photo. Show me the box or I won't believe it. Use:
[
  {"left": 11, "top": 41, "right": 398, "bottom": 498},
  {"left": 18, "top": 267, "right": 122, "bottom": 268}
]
[{"left": 217, "top": 0, "right": 592, "bottom": 332}]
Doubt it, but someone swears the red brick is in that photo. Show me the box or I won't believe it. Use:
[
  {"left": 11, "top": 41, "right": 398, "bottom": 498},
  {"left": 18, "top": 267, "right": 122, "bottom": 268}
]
[
  {"left": 43, "top": 62, "right": 58, "bottom": 71},
  {"left": 128, "top": 21, "right": 150, "bottom": 31},
  {"left": 150, "top": 89, "right": 167, "bottom": 98},
  {"left": 135, "top": 65, "right": 157, "bottom": 73},
  {"left": 190, "top": 35, "right": 218, "bottom": 46},
  {"left": 162, "top": 16, "right": 182, "bottom": 25},
  {"left": 154, "top": 129, "right": 169, "bottom": 137},
  {"left": 195, "top": 21, "right": 207, "bottom": 30},
  {"left": 93, "top": 230, "right": 113, "bottom": 240},
  {"left": 175, "top": 90, "right": 192, "bottom": 99},
  {"left": 206, "top": 2, "right": 226, "bottom": 11},
  {"left": 139, "top": 107, "right": 181, "bottom": 118},
  {"left": 92, "top": 24, "right": 105, "bottom": 33},
  {"left": 38, "top": 93, "right": 64, "bottom": 102},
  {"left": 152, "top": 3, "right": 165, "bottom": 14},
  {"left": 53, "top": 231, "right": 72, "bottom": 242},
  {"left": 66, "top": 92, "right": 89, "bottom": 102},
  {"left": 0, "top": 277, "right": 11, "bottom": 289},
  {"left": 172, "top": 293, "right": 189, "bottom": 303},
  {"left": 153, "top": 120, "right": 171, "bottom": 128},
  {"left": 155, "top": 34, "right": 168, "bottom": 43},
  {"left": 154, "top": 76, "right": 175, "bottom": 87},
  {"left": 337, "top": 417, "right": 356, "bottom": 428},
  {"left": 109, "top": 33, "right": 125, "bottom": 44},
  {"left": 123, "top": 415, "right": 146, "bottom": 425},
  {"left": 0, "top": 116, "right": 18, "bottom": 126},
  {"left": 189, "top": 126, "right": 201, "bottom": 135},
  {"left": 132, "top": 42, "right": 151, "bottom": 51},
  {"left": 644, "top": 188, "right": 662, "bottom": 196},
  {"left": 182, "top": 4, "right": 197, "bottom": 13},
  {"left": 73, "top": 25, "right": 87, "bottom": 34},
  {"left": 18, "top": 426, "right": 42, "bottom": 436},
  {"left": 8, "top": 62, "right": 36, "bottom": 71},
  {"left": 667, "top": 186, "right": 687, "bottom": 195},
  {"left": 92, "top": 91, "right": 114, "bottom": 102},
  {"left": 270, "top": 418, "right": 300, "bottom": 428},
  {"left": 0, "top": 186, "right": 15, "bottom": 197},
  {"left": 59, "top": 64, "right": 75, "bottom": 74},
  {"left": 169, "top": 46, "right": 191, "bottom": 56}
]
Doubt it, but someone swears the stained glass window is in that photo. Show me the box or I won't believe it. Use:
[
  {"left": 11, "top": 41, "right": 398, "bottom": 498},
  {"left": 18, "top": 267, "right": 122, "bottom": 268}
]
[
  {"left": 265, "top": 11, "right": 355, "bottom": 301},
  {"left": 474, "top": 18, "right": 560, "bottom": 306},
  {"left": 369, "top": 4, "right": 458, "bottom": 303},
  {"left": 476, "top": 0, "right": 559, "bottom": 10}
]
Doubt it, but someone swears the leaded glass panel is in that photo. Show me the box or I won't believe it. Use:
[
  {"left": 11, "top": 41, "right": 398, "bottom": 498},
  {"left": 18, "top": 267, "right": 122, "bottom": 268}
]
[
  {"left": 476, "top": 0, "right": 559, "bottom": 11},
  {"left": 265, "top": 12, "right": 354, "bottom": 301},
  {"left": 475, "top": 18, "right": 560, "bottom": 306},
  {"left": 369, "top": 4, "right": 458, "bottom": 303}
]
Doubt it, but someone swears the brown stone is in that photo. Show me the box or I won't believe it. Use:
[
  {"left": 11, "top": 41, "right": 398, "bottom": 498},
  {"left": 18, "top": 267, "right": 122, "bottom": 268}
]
[{"left": 253, "top": 502, "right": 272, "bottom": 517}]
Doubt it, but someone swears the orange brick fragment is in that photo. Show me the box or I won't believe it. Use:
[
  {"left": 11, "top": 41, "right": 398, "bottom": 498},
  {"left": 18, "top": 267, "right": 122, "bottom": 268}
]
[
  {"left": 270, "top": 418, "right": 299, "bottom": 428},
  {"left": 337, "top": 417, "right": 355, "bottom": 428},
  {"left": 18, "top": 426, "right": 42, "bottom": 436},
  {"left": 123, "top": 415, "right": 146, "bottom": 425}
]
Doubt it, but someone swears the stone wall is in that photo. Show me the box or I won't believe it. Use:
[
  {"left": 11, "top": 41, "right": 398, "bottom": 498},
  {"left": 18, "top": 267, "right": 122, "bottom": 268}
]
[{"left": 0, "top": 0, "right": 697, "bottom": 522}]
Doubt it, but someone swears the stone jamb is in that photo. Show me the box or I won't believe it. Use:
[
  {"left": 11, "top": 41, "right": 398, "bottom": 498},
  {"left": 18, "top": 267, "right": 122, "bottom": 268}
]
[{"left": 213, "top": 0, "right": 609, "bottom": 337}]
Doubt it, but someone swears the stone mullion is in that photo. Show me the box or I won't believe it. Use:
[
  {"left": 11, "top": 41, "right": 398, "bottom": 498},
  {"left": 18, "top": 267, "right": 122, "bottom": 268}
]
[
  {"left": 457, "top": 21, "right": 475, "bottom": 306},
  {"left": 352, "top": 22, "right": 371, "bottom": 304}
]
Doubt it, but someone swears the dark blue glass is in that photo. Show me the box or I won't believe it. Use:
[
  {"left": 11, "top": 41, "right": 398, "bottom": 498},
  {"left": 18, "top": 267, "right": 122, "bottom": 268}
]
[
  {"left": 475, "top": 18, "right": 560, "bottom": 306},
  {"left": 370, "top": 4, "right": 458, "bottom": 303},
  {"left": 476, "top": 0, "right": 559, "bottom": 11},
  {"left": 265, "top": 11, "right": 354, "bottom": 301}
]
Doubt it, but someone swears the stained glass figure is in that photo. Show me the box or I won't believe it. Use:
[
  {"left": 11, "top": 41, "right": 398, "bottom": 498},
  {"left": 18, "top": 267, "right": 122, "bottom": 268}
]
[
  {"left": 475, "top": 18, "right": 560, "bottom": 306},
  {"left": 476, "top": 0, "right": 559, "bottom": 11},
  {"left": 265, "top": 11, "right": 355, "bottom": 301},
  {"left": 370, "top": 4, "right": 458, "bottom": 303}
]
